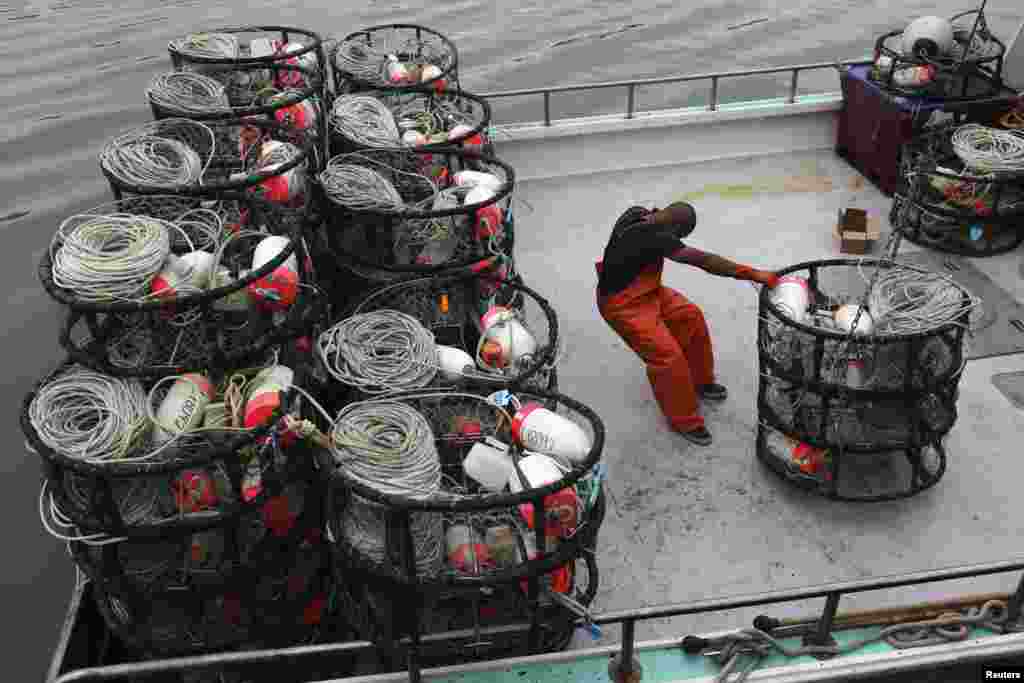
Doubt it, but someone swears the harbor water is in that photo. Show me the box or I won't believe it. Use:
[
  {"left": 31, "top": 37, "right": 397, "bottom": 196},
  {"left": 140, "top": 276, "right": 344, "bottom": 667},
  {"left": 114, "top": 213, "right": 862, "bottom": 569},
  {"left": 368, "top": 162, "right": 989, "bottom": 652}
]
[{"left": 1, "top": 0, "right": 1020, "bottom": 678}]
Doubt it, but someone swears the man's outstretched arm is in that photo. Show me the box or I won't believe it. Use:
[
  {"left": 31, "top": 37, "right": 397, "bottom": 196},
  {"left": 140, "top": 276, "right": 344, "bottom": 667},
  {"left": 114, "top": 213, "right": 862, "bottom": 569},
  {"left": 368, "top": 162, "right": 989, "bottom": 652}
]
[{"left": 667, "top": 246, "right": 779, "bottom": 286}]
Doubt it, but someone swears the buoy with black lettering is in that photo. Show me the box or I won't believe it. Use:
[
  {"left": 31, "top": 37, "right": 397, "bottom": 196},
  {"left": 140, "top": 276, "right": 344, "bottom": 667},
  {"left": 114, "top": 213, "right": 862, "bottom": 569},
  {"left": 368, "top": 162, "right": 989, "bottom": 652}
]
[
  {"left": 243, "top": 365, "right": 294, "bottom": 429},
  {"left": 154, "top": 373, "right": 215, "bottom": 445},
  {"left": 508, "top": 453, "right": 579, "bottom": 551},
  {"left": 248, "top": 235, "right": 298, "bottom": 312},
  {"left": 151, "top": 251, "right": 215, "bottom": 300},
  {"left": 477, "top": 307, "right": 538, "bottom": 371},
  {"left": 511, "top": 402, "right": 591, "bottom": 463},
  {"left": 437, "top": 345, "right": 475, "bottom": 382}
]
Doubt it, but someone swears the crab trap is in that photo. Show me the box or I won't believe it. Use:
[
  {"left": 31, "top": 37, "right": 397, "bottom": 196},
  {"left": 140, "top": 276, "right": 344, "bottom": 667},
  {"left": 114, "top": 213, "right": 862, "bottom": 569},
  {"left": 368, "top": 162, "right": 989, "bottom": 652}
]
[
  {"left": 871, "top": 9, "right": 1007, "bottom": 100},
  {"left": 310, "top": 389, "right": 604, "bottom": 669},
  {"left": 21, "top": 358, "right": 313, "bottom": 539},
  {"left": 98, "top": 117, "right": 315, "bottom": 234},
  {"left": 147, "top": 63, "right": 328, "bottom": 173},
  {"left": 331, "top": 24, "right": 459, "bottom": 95},
  {"left": 890, "top": 192, "right": 1024, "bottom": 256},
  {"left": 167, "top": 26, "right": 327, "bottom": 96},
  {"left": 328, "top": 88, "right": 492, "bottom": 156},
  {"left": 756, "top": 259, "right": 975, "bottom": 501},
  {"left": 319, "top": 147, "right": 515, "bottom": 273}
]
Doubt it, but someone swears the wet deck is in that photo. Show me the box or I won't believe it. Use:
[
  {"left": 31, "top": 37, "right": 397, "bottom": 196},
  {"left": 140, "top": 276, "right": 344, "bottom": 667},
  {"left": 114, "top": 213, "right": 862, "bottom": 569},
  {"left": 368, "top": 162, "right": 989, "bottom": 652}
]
[{"left": 509, "top": 148, "right": 1024, "bottom": 646}]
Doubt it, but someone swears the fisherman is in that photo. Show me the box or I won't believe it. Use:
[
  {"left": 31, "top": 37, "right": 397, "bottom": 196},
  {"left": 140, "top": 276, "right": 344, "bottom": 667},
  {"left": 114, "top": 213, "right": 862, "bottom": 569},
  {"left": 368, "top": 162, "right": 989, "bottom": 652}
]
[{"left": 596, "top": 202, "right": 779, "bottom": 446}]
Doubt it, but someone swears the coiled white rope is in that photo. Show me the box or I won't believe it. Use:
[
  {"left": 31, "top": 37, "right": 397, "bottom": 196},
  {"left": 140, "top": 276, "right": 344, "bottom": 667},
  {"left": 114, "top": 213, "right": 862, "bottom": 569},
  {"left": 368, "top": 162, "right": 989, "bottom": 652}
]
[
  {"left": 50, "top": 215, "right": 173, "bottom": 303},
  {"left": 332, "top": 40, "right": 390, "bottom": 83},
  {"left": 865, "top": 264, "right": 982, "bottom": 334},
  {"left": 951, "top": 124, "right": 1024, "bottom": 176},
  {"left": 146, "top": 72, "right": 231, "bottom": 117},
  {"left": 318, "top": 162, "right": 406, "bottom": 212},
  {"left": 329, "top": 95, "right": 401, "bottom": 147},
  {"left": 316, "top": 310, "right": 438, "bottom": 394},
  {"left": 99, "top": 120, "right": 214, "bottom": 190},
  {"left": 168, "top": 32, "right": 240, "bottom": 61},
  {"left": 330, "top": 399, "right": 443, "bottom": 576},
  {"left": 28, "top": 366, "right": 150, "bottom": 464}
]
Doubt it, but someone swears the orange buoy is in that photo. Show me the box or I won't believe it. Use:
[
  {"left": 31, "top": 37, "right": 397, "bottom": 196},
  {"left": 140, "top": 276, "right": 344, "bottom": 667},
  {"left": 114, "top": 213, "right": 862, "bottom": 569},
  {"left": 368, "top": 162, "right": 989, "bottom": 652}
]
[
  {"left": 247, "top": 235, "right": 298, "bottom": 312},
  {"left": 508, "top": 453, "right": 579, "bottom": 551},
  {"left": 151, "top": 251, "right": 215, "bottom": 301},
  {"left": 446, "top": 524, "right": 494, "bottom": 574},
  {"left": 243, "top": 365, "right": 294, "bottom": 429}
]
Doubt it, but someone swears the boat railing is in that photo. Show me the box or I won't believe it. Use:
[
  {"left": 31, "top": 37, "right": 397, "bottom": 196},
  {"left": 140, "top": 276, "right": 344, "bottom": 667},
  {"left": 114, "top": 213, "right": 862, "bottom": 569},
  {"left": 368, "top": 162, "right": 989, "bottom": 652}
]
[
  {"left": 54, "top": 555, "right": 1024, "bottom": 683},
  {"left": 479, "top": 57, "right": 873, "bottom": 126}
]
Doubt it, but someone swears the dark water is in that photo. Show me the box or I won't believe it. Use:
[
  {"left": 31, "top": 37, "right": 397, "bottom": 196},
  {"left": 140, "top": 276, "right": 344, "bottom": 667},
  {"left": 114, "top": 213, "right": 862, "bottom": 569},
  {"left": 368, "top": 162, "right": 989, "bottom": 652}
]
[{"left": 1, "top": 0, "right": 1020, "bottom": 679}]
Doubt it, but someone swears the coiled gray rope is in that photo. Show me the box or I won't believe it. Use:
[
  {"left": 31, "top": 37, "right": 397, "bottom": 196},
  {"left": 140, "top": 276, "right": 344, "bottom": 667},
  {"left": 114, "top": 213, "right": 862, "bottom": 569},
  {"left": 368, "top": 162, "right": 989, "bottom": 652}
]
[
  {"left": 330, "top": 400, "right": 443, "bottom": 576},
  {"left": 168, "top": 32, "right": 239, "bottom": 61},
  {"left": 28, "top": 365, "right": 151, "bottom": 464},
  {"left": 318, "top": 161, "right": 406, "bottom": 212},
  {"left": 333, "top": 40, "right": 390, "bottom": 83},
  {"left": 863, "top": 263, "right": 981, "bottom": 334},
  {"left": 951, "top": 124, "right": 1024, "bottom": 176},
  {"left": 316, "top": 310, "right": 438, "bottom": 394},
  {"left": 50, "top": 214, "right": 175, "bottom": 303},
  {"left": 146, "top": 72, "right": 231, "bottom": 117},
  {"left": 100, "top": 120, "right": 212, "bottom": 190},
  {"left": 329, "top": 95, "right": 401, "bottom": 147}
]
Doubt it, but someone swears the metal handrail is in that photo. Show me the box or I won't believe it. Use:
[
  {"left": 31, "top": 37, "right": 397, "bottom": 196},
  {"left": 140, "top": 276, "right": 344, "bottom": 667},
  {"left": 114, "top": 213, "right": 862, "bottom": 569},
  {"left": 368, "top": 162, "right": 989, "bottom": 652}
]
[
  {"left": 55, "top": 556, "right": 1024, "bottom": 682},
  {"left": 479, "top": 57, "right": 873, "bottom": 125}
]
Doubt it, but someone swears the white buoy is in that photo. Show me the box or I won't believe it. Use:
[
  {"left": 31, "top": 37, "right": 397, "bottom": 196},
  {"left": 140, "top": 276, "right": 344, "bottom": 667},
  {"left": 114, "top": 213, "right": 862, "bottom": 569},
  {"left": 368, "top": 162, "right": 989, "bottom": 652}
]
[
  {"left": 477, "top": 307, "right": 538, "bottom": 371},
  {"left": 248, "top": 235, "right": 298, "bottom": 312},
  {"left": 386, "top": 60, "right": 411, "bottom": 84},
  {"left": 507, "top": 453, "right": 579, "bottom": 546},
  {"left": 902, "top": 16, "right": 955, "bottom": 58},
  {"left": 420, "top": 64, "right": 443, "bottom": 82},
  {"left": 402, "top": 129, "right": 426, "bottom": 146},
  {"left": 448, "top": 124, "right": 475, "bottom": 141},
  {"left": 446, "top": 524, "right": 492, "bottom": 573},
  {"left": 834, "top": 304, "right": 874, "bottom": 335},
  {"left": 463, "top": 439, "right": 516, "bottom": 491},
  {"left": 464, "top": 184, "right": 495, "bottom": 206},
  {"left": 151, "top": 251, "right": 215, "bottom": 300},
  {"left": 770, "top": 276, "right": 810, "bottom": 323},
  {"left": 511, "top": 403, "right": 591, "bottom": 463},
  {"left": 453, "top": 170, "right": 502, "bottom": 192},
  {"left": 154, "top": 374, "right": 215, "bottom": 444},
  {"left": 243, "top": 365, "right": 294, "bottom": 429},
  {"left": 437, "top": 345, "right": 475, "bottom": 382}
]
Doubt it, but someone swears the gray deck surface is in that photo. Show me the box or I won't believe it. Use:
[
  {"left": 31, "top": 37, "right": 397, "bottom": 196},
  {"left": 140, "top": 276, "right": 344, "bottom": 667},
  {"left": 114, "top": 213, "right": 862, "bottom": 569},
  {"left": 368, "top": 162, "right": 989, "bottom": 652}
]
[{"left": 511, "top": 149, "right": 1024, "bottom": 648}]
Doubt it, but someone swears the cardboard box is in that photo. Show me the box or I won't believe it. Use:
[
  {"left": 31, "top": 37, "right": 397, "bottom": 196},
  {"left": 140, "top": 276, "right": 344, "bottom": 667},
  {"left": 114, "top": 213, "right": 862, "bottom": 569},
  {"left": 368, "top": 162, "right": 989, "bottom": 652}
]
[{"left": 836, "top": 208, "right": 881, "bottom": 254}]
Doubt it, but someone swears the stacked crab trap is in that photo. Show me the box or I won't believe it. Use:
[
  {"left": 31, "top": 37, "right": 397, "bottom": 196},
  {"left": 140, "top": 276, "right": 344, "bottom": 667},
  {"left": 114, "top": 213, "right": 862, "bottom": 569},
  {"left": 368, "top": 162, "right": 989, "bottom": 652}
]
[
  {"left": 20, "top": 24, "right": 339, "bottom": 666},
  {"left": 756, "top": 259, "right": 978, "bottom": 501},
  {"left": 892, "top": 120, "right": 1024, "bottom": 255}
]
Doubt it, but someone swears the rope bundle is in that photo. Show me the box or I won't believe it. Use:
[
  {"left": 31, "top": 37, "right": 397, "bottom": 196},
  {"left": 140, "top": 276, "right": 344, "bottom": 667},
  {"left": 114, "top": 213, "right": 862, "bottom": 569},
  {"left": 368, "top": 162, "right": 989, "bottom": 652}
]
[
  {"left": 146, "top": 72, "right": 231, "bottom": 117},
  {"left": 168, "top": 33, "right": 240, "bottom": 61},
  {"left": 333, "top": 40, "right": 390, "bottom": 83},
  {"left": 330, "top": 400, "right": 443, "bottom": 576},
  {"left": 330, "top": 95, "right": 401, "bottom": 147},
  {"left": 316, "top": 310, "right": 438, "bottom": 394},
  {"left": 50, "top": 215, "right": 173, "bottom": 303},
  {"left": 863, "top": 264, "right": 981, "bottom": 334},
  {"left": 951, "top": 124, "right": 1024, "bottom": 176},
  {"left": 318, "top": 161, "right": 406, "bottom": 212},
  {"left": 100, "top": 121, "right": 212, "bottom": 190},
  {"left": 28, "top": 366, "right": 150, "bottom": 464}
]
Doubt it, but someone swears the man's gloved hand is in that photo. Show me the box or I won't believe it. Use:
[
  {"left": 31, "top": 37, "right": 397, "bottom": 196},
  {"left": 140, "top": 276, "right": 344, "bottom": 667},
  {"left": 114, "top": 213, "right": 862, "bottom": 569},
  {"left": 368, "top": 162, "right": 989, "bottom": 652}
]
[{"left": 753, "top": 270, "right": 780, "bottom": 288}]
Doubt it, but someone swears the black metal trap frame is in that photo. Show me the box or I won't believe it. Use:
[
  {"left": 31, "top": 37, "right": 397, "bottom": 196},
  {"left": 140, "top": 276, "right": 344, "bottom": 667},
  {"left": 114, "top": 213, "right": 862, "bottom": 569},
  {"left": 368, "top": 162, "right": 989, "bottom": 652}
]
[
  {"left": 342, "top": 271, "right": 559, "bottom": 395},
  {"left": 890, "top": 192, "right": 1024, "bottom": 256},
  {"left": 168, "top": 26, "right": 329, "bottom": 99},
  {"left": 331, "top": 24, "right": 459, "bottom": 96},
  {"left": 756, "top": 258, "right": 971, "bottom": 501},
  {"left": 150, "top": 62, "right": 330, "bottom": 174},
  {"left": 872, "top": 8, "right": 1007, "bottom": 100},
  {"left": 318, "top": 389, "right": 604, "bottom": 672},
  {"left": 329, "top": 89, "right": 492, "bottom": 156},
  {"left": 320, "top": 146, "right": 515, "bottom": 274}
]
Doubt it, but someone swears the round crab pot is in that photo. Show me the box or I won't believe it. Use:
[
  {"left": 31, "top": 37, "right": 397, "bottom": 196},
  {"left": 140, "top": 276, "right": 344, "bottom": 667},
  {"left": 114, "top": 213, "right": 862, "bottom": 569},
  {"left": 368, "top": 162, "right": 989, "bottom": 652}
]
[
  {"left": 890, "top": 192, "right": 1024, "bottom": 256},
  {"left": 40, "top": 195, "right": 322, "bottom": 379},
  {"left": 870, "top": 10, "right": 1006, "bottom": 100},
  {"left": 22, "top": 360, "right": 302, "bottom": 539},
  {"left": 756, "top": 258, "right": 972, "bottom": 501},
  {"left": 98, "top": 117, "right": 314, "bottom": 235},
  {"left": 319, "top": 389, "right": 604, "bottom": 663},
  {"left": 331, "top": 24, "right": 458, "bottom": 95},
  {"left": 147, "top": 63, "right": 329, "bottom": 173},
  {"left": 319, "top": 147, "right": 515, "bottom": 273},
  {"left": 329, "top": 89, "right": 491, "bottom": 156},
  {"left": 167, "top": 26, "right": 328, "bottom": 97}
]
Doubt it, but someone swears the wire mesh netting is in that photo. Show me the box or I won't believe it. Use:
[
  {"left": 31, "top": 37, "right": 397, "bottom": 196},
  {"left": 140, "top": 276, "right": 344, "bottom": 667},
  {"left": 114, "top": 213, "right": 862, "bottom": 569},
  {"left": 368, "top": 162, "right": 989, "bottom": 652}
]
[
  {"left": 321, "top": 147, "right": 514, "bottom": 272},
  {"left": 756, "top": 259, "right": 973, "bottom": 501},
  {"left": 871, "top": 10, "right": 1006, "bottom": 100},
  {"left": 891, "top": 192, "right": 1024, "bottom": 255},
  {"left": 331, "top": 24, "right": 458, "bottom": 95}
]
